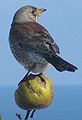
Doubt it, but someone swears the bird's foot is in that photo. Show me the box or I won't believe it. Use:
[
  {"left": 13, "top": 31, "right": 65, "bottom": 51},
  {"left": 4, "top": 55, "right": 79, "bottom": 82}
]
[
  {"left": 18, "top": 72, "right": 46, "bottom": 86},
  {"left": 38, "top": 73, "right": 46, "bottom": 84}
]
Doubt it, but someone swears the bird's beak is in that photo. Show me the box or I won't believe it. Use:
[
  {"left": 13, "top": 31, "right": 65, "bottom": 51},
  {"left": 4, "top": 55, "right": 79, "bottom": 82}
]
[{"left": 35, "top": 8, "right": 46, "bottom": 15}]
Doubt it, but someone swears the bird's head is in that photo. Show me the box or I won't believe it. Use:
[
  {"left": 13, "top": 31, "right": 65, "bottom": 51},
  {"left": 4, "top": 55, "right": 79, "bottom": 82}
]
[{"left": 13, "top": 5, "right": 46, "bottom": 23}]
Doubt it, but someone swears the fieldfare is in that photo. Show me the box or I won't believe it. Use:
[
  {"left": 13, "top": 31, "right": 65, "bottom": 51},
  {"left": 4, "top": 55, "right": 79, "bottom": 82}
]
[{"left": 9, "top": 5, "right": 78, "bottom": 75}]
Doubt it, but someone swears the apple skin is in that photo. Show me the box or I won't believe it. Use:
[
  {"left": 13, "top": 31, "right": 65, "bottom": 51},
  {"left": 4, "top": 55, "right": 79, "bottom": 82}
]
[{"left": 14, "top": 74, "right": 53, "bottom": 110}]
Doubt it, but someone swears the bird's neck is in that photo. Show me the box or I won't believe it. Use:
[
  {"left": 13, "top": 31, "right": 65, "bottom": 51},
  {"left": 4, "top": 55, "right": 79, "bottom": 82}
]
[{"left": 13, "top": 15, "right": 38, "bottom": 23}]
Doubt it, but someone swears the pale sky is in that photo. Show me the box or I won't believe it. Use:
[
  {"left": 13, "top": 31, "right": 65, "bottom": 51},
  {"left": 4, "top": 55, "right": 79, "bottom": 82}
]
[{"left": 0, "top": 0, "right": 81, "bottom": 86}]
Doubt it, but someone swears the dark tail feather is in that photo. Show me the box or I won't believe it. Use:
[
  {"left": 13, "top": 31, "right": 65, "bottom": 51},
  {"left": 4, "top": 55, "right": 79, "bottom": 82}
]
[{"left": 45, "top": 54, "right": 78, "bottom": 72}]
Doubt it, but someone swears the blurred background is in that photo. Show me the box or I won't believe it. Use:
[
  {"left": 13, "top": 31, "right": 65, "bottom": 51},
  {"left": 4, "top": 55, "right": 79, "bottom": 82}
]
[{"left": 0, "top": 0, "right": 82, "bottom": 120}]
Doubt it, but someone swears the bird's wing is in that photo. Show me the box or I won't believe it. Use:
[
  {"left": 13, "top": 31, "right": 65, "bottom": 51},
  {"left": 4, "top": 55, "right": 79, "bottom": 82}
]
[{"left": 10, "top": 22, "right": 60, "bottom": 56}]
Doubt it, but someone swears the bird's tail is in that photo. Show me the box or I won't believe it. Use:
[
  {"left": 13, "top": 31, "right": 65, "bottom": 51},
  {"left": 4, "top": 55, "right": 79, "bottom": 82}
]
[{"left": 45, "top": 54, "right": 78, "bottom": 72}]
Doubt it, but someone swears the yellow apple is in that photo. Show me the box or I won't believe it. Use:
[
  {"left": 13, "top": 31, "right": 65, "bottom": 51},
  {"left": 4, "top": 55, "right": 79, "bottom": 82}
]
[{"left": 14, "top": 74, "right": 53, "bottom": 110}]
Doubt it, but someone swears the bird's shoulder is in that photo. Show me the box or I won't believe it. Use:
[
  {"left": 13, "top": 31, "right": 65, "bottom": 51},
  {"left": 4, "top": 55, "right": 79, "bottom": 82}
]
[{"left": 11, "top": 22, "right": 50, "bottom": 37}]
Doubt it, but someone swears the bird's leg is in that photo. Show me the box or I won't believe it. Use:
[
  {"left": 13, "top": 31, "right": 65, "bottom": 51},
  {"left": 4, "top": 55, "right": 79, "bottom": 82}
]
[
  {"left": 30, "top": 109, "right": 36, "bottom": 118},
  {"left": 18, "top": 64, "right": 37, "bottom": 86},
  {"left": 18, "top": 69, "right": 31, "bottom": 86},
  {"left": 24, "top": 110, "right": 32, "bottom": 120}
]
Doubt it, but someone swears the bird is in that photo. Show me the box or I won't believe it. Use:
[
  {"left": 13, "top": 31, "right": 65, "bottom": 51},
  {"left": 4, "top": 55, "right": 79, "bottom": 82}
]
[{"left": 9, "top": 5, "right": 78, "bottom": 76}]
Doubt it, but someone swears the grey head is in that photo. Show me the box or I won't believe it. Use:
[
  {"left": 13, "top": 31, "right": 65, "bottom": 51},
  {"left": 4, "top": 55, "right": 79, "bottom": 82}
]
[{"left": 13, "top": 5, "right": 46, "bottom": 23}]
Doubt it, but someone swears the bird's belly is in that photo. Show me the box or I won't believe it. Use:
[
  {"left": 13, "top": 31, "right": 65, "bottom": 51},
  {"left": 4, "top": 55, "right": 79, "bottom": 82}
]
[
  {"left": 26, "top": 52, "right": 49, "bottom": 73},
  {"left": 10, "top": 46, "right": 48, "bottom": 73}
]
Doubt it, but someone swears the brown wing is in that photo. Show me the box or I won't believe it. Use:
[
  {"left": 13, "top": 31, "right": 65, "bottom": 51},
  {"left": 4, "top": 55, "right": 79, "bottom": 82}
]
[{"left": 9, "top": 22, "right": 60, "bottom": 55}]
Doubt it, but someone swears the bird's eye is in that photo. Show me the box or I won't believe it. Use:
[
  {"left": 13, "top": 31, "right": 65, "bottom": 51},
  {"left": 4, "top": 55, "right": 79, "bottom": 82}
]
[
  {"left": 31, "top": 10, "right": 37, "bottom": 17},
  {"left": 31, "top": 10, "right": 35, "bottom": 14}
]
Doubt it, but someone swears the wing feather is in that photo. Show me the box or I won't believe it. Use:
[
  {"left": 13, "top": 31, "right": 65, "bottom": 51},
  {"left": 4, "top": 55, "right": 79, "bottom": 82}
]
[{"left": 9, "top": 22, "right": 60, "bottom": 56}]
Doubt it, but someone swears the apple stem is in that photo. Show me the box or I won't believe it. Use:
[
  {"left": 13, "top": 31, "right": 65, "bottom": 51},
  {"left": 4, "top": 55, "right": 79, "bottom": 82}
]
[
  {"left": 16, "top": 113, "right": 22, "bottom": 120},
  {"left": 30, "top": 109, "right": 36, "bottom": 118},
  {"left": 24, "top": 110, "right": 31, "bottom": 120}
]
